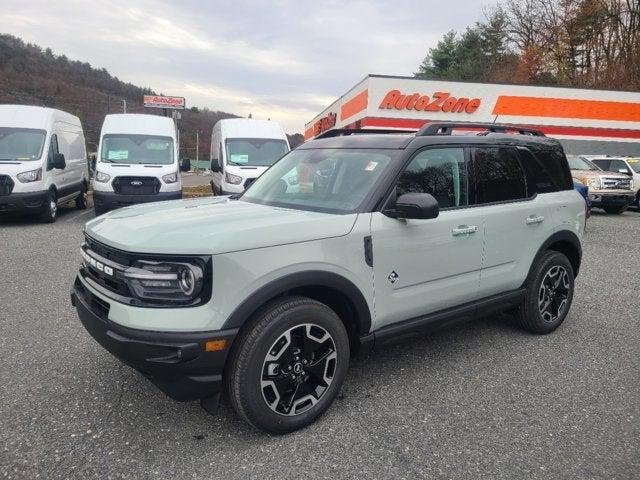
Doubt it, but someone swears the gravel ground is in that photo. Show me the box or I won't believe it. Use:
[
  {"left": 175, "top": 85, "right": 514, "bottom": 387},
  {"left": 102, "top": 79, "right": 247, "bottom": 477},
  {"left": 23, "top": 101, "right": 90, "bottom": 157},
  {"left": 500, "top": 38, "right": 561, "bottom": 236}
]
[{"left": 0, "top": 206, "right": 638, "bottom": 479}]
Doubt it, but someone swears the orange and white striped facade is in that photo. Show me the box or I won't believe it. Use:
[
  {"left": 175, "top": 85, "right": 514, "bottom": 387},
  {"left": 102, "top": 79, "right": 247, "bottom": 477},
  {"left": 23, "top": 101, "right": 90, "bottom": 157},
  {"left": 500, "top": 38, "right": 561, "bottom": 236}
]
[{"left": 304, "top": 75, "right": 640, "bottom": 156}]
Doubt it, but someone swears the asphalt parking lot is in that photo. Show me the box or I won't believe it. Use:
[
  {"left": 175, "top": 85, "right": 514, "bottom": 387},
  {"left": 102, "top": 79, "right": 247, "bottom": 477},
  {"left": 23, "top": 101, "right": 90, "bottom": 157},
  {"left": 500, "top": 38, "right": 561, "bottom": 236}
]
[{"left": 1, "top": 206, "right": 638, "bottom": 479}]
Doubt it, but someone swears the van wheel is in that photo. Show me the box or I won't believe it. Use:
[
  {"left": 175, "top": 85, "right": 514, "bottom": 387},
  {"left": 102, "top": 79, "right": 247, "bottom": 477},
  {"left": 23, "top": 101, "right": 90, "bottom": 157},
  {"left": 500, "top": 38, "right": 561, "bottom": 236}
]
[
  {"left": 225, "top": 296, "right": 349, "bottom": 434},
  {"left": 39, "top": 190, "right": 57, "bottom": 223},
  {"left": 75, "top": 185, "right": 88, "bottom": 210},
  {"left": 603, "top": 206, "right": 626, "bottom": 214},
  {"left": 515, "top": 251, "right": 574, "bottom": 334}
]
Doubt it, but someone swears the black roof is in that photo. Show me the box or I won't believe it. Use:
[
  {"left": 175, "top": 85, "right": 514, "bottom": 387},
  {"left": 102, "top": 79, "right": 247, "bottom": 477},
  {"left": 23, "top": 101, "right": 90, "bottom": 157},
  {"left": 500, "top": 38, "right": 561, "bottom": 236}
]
[{"left": 299, "top": 131, "right": 563, "bottom": 151}]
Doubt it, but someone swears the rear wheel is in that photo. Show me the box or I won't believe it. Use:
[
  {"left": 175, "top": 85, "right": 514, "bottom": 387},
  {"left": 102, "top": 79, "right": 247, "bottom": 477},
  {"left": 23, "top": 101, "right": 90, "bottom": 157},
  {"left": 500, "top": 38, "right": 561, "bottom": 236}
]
[
  {"left": 515, "top": 251, "right": 574, "bottom": 334},
  {"left": 39, "top": 189, "right": 57, "bottom": 223},
  {"left": 225, "top": 296, "right": 349, "bottom": 434},
  {"left": 603, "top": 206, "right": 626, "bottom": 214}
]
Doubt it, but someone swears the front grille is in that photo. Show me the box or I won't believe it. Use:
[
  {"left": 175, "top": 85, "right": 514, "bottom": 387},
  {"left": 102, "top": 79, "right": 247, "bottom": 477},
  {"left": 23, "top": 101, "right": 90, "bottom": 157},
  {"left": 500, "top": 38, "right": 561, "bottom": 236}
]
[
  {"left": 112, "top": 176, "right": 160, "bottom": 195},
  {"left": 85, "top": 235, "right": 133, "bottom": 266},
  {"left": 601, "top": 176, "right": 632, "bottom": 190},
  {"left": 0, "top": 175, "right": 14, "bottom": 196}
]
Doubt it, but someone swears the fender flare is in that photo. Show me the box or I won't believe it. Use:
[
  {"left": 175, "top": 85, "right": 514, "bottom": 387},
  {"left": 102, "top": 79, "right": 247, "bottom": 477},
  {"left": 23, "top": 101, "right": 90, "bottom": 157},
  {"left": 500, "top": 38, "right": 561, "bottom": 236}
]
[
  {"left": 221, "top": 270, "right": 372, "bottom": 334},
  {"left": 526, "top": 229, "right": 582, "bottom": 282}
]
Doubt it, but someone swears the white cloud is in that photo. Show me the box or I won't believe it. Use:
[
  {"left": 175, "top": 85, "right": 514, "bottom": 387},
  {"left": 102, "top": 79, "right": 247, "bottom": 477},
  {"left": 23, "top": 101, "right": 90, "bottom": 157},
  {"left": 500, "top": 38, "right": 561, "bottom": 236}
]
[{"left": 0, "top": 0, "right": 487, "bottom": 132}]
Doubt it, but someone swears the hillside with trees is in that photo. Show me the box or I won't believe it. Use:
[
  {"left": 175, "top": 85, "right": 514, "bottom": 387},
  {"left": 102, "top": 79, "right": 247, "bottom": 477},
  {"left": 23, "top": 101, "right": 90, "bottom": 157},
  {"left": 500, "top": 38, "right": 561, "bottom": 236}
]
[
  {"left": 416, "top": 0, "right": 640, "bottom": 91},
  {"left": 0, "top": 34, "right": 304, "bottom": 159}
]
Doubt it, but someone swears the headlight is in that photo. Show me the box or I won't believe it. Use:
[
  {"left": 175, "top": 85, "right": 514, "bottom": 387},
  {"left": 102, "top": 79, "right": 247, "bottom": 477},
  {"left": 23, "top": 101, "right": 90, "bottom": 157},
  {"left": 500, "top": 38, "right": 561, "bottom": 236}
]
[
  {"left": 162, "top": 172, "right": 178, "bottom": 184},
  {"left": 17, "top": 168, "right": 42, "bottom": 183},
  {"left": 587, "top": 178, "right": 600, "bottom": 189},
  {"left": 123, "top": 260, "right": 205, "bottom": 303},
  {"left": 225, "top": 171, "right": 242, "bottom": 185},
  {"left": 95, "top": 171, "right": 111, "bottom": 183}
]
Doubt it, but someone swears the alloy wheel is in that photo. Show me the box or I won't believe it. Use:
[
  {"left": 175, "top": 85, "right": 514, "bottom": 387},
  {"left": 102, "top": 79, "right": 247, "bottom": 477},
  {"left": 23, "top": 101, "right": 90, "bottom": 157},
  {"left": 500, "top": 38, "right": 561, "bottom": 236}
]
[
  {"left": 261, "top": 323, "right": 337, "bottom": 416},
  {"left": 538, "top": 265, "right": 570, "bottom": 322}
]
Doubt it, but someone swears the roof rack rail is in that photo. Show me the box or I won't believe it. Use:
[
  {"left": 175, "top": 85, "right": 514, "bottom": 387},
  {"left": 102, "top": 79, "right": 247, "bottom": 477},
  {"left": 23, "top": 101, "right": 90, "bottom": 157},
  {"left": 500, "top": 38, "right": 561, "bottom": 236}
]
[
  {"left": 316, "top": 128, "right": 416, "bottom": 139},
  {"left": 417, "top": 122, "right": 545, "bottom": 137}
]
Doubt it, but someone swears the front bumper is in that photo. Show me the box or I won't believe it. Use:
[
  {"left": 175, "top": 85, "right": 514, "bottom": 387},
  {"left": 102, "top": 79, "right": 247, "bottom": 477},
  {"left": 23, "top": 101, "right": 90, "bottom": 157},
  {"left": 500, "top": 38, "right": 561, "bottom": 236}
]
[
  {"left": 0, "top": 190, "right": 48, "bottom": 213},
  {"left": 94, "top": 190, "right": 182, "bottom": 212},
  {"left": 71, "top": 277, "right": 237, "bottom": 401},
  {"left": 589, "top": 192, "right": 635, "bottom": 207}
]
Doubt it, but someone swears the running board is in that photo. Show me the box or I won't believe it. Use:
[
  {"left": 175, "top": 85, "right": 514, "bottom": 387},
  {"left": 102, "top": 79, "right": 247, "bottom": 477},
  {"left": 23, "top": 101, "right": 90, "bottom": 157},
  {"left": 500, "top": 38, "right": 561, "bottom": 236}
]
[{"left": 366, "top": 289, "right": 526, "bottom": 348}]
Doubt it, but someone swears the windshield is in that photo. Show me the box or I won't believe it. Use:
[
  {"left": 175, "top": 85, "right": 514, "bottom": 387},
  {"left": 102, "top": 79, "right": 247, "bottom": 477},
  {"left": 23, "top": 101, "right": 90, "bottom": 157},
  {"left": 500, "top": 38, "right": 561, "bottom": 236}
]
[
  {"left": 626, "top": 158, "right": 640, "bottom": 173},
  {"left": 225, "top": 138, "right": 289, "bottom": 167},
  {"left": 241, "top": 148, "right": 397, "bottom": 213},
  {"left": 566, "top": 155, "right": 600, "bottom": 171},
  {"left": 100, "top": 134, "right": 174, "bottom": 165},
  {"left": 0, "top": 128, "right": 46, "bottom": 161}
]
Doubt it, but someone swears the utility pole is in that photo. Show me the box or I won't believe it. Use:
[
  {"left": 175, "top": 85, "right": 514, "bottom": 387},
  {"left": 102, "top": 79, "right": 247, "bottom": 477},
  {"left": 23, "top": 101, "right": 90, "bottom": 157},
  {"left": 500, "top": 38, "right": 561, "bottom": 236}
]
[
  {"left": 122, "top": 99, "right": 127, "bottom": 113},
  {"left": 195, "top": 131, "right": 200, "bottom": 174}
]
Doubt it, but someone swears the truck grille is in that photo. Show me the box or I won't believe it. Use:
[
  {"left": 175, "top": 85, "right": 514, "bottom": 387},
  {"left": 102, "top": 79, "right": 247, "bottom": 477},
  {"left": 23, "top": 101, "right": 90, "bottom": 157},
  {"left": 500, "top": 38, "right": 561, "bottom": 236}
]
[
  {"left": 601, "top": 177, "right": 632, "bottom": 190},
  {"left": 112, "top": 176, "right": 160, "bottom": 195},
  {"left": 0, "top": 175, "right": 14, "bottom": 196},
  {"left": 82, "top": 236, "right": 133, "bottom": 298}
]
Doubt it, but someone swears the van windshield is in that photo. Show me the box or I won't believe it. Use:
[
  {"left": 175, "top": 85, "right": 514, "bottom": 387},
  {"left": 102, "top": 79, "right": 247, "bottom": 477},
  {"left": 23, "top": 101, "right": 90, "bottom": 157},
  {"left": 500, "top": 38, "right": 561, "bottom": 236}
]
[
  {"left": 241, "top": 148, "right": 397, "bottom": 214},
  {"left": 0, "top": 128, "right": 46, "bottom": 161},
  {"left": 226, "top": 138, "right": 289, "bottom": 167},
  {"left": 100, "top": 134, "right": 174, "bottom": 165}
]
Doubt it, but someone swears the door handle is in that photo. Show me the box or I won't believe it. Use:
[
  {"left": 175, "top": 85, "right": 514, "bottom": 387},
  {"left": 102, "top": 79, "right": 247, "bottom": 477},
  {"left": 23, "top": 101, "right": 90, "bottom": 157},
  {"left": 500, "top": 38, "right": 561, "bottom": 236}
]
[
  {"left": 525, "top": 215, "right": 545, "bottom": 225},
  {"left": 452, "top": 225, "right": 478, "bottom": 236}
]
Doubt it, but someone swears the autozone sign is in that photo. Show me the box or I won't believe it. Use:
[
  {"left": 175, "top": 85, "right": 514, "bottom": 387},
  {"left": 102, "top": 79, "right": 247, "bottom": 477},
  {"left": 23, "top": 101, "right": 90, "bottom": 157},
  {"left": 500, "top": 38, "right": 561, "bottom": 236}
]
[
  {"left": 143, "top": 95, "right": 186, "bottom": 109},
  {"left": 379, "top": 90, "right": 481, "bottom": 114},
  {"left": 312, "top": 112, "right": 337, "bottom": 136}
]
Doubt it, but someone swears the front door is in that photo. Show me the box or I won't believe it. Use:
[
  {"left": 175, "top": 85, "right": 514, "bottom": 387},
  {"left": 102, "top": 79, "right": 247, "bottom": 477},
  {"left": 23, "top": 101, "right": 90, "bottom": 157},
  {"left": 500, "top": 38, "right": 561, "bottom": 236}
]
[{"left": 371, "top": 146, "right": 484, "bottom": 330}]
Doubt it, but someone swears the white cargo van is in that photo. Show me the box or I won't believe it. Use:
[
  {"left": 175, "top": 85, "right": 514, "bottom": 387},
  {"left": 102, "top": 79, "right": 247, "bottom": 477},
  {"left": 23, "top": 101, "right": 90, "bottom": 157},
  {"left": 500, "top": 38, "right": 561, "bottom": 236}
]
[
  {"left": 210, "top": 119, "right": 290, "bottom": 195},
  {"left": 0, "top": 105, "right": 88, "bottom": 223},
  {"left": 93, "top": 114, "right": 183, "bottom": 215}
]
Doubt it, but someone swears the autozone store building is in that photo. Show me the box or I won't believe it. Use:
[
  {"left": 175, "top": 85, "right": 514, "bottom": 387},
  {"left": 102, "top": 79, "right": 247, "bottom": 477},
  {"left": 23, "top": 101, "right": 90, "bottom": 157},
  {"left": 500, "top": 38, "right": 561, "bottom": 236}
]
[{"left": 304, "top": 75, "right": 640, "bottom": 156}]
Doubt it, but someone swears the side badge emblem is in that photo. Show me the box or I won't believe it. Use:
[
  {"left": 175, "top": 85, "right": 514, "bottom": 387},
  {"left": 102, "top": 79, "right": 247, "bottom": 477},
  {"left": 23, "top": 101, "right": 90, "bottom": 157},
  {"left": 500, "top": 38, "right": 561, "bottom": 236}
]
[{"left": 387, "top": 271, "right": 399, "bottom": 284}]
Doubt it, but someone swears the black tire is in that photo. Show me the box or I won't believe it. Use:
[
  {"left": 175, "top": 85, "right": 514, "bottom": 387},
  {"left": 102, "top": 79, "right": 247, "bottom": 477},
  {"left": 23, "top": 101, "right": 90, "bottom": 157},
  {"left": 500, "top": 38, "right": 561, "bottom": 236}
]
[
  {"left": 39, "top": 189, "right": 57, "bottom": 223},
  {"left": 603, "top": 206, "right": 626, "bottom": 214},
  {"left": 225, "top": 296, "right": 350, "bottom": 434},
  {"left": 75, "top": 184, "right": 88, "bottom": 210},
  {"left": 515, "top": 251, "right": 575, "bottom": 334}
]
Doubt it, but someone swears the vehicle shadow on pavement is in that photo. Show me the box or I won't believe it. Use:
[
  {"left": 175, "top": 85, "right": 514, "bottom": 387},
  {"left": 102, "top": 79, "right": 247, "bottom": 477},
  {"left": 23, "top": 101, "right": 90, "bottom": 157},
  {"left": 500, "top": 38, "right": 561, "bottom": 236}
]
[{"left": 0, "top": 205, "right": 94, "bottom": 226}]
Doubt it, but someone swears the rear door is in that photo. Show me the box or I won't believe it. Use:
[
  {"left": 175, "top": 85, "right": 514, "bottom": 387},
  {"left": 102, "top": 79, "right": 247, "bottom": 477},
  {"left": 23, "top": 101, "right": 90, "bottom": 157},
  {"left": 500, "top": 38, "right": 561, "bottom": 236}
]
[
  {"left": 371, "top": 146, "right": 484, "bottom": 329},
  {"left": 471, "top": 146, "right": 554, "bottom": 298}
]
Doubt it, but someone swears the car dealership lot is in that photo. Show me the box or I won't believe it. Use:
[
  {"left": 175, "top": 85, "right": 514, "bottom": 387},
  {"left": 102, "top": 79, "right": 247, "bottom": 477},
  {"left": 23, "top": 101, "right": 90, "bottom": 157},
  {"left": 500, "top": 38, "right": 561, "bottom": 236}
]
[{"left": 1, "top": 207, "right": 638, "bottom": 479}]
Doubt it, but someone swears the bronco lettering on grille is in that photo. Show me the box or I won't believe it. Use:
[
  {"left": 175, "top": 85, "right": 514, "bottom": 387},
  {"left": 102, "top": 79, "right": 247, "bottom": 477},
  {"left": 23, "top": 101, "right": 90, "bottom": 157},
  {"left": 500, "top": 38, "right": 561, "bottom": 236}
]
[{"left": 379, "top": 90, "right": 481, "bottom": 114}]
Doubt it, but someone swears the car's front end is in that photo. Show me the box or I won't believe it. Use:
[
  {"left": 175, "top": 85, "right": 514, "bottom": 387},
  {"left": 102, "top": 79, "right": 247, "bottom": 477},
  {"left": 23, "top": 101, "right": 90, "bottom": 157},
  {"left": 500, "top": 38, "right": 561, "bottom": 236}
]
[{"left": 71, "top": 231, "right": 236, "bottom": 400}]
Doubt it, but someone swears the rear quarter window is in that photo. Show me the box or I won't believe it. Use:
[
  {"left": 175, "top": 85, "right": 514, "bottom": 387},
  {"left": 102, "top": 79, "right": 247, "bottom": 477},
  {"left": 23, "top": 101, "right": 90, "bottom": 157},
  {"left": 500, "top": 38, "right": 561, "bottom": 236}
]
[{"left": 528, "top": 146, "right": 573, "bottom": 191}]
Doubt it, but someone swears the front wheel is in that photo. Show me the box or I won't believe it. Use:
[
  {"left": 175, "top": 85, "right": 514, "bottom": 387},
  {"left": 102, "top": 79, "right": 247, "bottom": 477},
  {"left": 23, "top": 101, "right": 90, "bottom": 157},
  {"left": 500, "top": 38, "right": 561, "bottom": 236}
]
[
  {"left": 603, "top": 206, "right": 626, "bottom": 214},
  {"left": 515, "top": 251, "right": 575, "bottom": 334},
  {"left": 39, "top": 190, "right": 57, "bottom": 223},
  {"left": 75, "top": 185, "right": 88, "bottom": 210},
  {"left": 225, "top": 296, "right": 350, "bottom": 434}
]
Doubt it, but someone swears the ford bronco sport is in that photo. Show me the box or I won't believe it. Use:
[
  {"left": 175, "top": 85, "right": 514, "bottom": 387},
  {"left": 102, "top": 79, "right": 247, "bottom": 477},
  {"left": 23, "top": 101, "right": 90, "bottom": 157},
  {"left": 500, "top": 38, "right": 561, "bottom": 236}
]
[{"left": 71, "top": 122, "right": 585, "bottom": 433}]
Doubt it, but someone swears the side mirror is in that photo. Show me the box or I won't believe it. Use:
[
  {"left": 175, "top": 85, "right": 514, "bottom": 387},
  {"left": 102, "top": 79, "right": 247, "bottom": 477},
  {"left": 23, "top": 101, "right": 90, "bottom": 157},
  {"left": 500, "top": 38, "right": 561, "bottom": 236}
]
[
  {"left": 180, "top": 158, "right": 191, "bottom": 172},
  {"left": 392, "top": 193, "right": 439, "bottom": 220},
  {"left": 210, "top": 161, "right": 221, "bottom": 173},
  {"left": 51, "top": 153, "right": 66, "bottom": 170},
  {"left": 90, "top": 155, "right": 97, "bottom": 172}
]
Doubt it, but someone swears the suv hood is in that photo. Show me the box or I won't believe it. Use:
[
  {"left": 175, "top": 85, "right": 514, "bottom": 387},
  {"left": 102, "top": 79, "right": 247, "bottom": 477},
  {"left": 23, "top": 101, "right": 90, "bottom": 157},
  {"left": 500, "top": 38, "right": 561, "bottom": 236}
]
[{"left": 84, "top": 197, "right": 358, "bottom": 255}]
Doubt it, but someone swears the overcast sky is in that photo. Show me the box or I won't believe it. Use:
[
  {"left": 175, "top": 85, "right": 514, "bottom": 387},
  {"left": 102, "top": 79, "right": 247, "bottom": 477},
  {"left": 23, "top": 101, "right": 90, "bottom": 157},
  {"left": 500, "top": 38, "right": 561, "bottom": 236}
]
[{"left": 1, "top": 0, "right": 488, "bottom": 133}]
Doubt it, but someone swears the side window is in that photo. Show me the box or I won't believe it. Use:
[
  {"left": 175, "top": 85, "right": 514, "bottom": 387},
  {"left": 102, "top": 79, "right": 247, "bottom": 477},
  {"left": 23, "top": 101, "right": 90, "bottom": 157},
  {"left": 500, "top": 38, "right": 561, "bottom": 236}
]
[
  {"left": 472, "top": 147, "right": 527, "bottom": 204},
  {"left": 47, "top": 134, "right": 59, "bottom": 169},
  {"left": 591, "top": 159, "right": 610, "bottom": 171},
  {"left": 609, "top": 159, "right": 631, "bottom": 174},
  {"left": 396, "top": 147, "right": 467, "bottom": 209},
  {"left": 517, "top": 147, "right": 557, "bottom": 194},
  {"left": 531, "top": 147, "right": 573, "bottom": 190}
]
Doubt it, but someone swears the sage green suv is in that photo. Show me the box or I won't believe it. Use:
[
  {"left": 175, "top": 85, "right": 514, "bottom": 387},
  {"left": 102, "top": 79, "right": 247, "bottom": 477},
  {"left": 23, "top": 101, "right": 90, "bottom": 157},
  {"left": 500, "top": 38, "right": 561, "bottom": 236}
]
[{"left": 71, "top": 122, "right": 585, "bottom": 433}]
